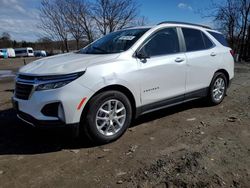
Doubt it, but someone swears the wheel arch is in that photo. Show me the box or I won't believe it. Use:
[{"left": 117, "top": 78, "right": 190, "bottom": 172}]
[
  {"left": 80, "top": 84, "right": 137, "bottom": 122},
  {"left": 215, "top": 69, "right": 230, "bottom": 87}
]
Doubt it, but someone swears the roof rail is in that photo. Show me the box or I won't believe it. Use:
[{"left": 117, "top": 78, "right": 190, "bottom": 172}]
[{"left": 157, "top": 21, "right": 212, "bottom": 29}]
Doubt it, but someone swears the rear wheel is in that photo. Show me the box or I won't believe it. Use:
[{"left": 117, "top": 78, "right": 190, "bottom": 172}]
[
  {"left": 82, "top": 91, "right": 132, "bottom": 144},
  {"left": 208, "top": 72, "right": 227, "bottom": 105}
]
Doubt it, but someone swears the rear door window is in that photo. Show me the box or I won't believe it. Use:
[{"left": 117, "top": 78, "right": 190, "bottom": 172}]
[
  {"left": 182, "top": 28, "right": 206, "bottom": 52},
  {"left": 202, "top": 32, "right": 214, "bottom": 49}
]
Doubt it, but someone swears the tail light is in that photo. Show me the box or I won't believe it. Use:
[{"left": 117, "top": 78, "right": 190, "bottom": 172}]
[{"left": 230, "top": 50, "right": 234, "bottom": 57}]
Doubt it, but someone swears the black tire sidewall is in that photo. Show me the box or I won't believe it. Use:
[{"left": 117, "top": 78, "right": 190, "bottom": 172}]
[
  {"left": 85, "top": 91, "right": 132, "bottom": 143},
  {"left": 209, "top": 73, "right": 227, "bottom": 105}
]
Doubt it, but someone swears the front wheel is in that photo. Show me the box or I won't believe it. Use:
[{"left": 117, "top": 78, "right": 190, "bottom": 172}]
[
  {"left": 82, "top": 91, "right": 132, "bottom": 144},
  {"left": 208, "top": 72, "right": 227, "bottom": 105}
]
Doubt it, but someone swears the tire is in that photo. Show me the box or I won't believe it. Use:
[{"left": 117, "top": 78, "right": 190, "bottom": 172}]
[
  {"left": 208, "top": 72, "right": 227, "bottom": 105},
  {"left": 70, "top": 124, "right": 80, "bottom": 138},
  {"left": 82, "top": 90, "right": 132, "bottom": 144}
]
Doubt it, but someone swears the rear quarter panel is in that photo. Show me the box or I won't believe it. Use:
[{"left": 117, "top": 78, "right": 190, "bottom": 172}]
[{"left": 221, "top": 48, "right": 234, "bottom": 80}]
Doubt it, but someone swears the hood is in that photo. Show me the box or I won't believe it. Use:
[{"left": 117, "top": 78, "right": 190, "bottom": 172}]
[{"left": 19, "top": 52, "right": 120, "bottom": 75}]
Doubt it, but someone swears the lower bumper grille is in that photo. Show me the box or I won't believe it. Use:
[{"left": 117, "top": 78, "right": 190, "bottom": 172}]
[{"left": 17, "top": 111, "right": 66, "bottom": 128}]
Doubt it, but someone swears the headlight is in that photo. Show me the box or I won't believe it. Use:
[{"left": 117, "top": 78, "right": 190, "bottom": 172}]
[
  {"left": 36, "top": 80, "right": 72, "bottom": 90},
  {"left": 36, "top": 71, "right": 85, "bottom": 91}
]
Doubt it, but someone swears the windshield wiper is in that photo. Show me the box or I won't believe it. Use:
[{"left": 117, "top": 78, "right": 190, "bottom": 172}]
[{"left": 92, "top": 46, "right": 107, "bottom": 53}]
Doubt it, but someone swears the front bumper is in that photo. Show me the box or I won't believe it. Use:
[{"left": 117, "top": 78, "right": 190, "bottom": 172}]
[
  {"left": 12, "top": 81, "right": 94, "bottom": 127},
  {"left": 16, "top": 110, "right": 78, "bottom": 128}
]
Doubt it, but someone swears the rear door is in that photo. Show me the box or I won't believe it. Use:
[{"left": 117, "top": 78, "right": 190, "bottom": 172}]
[{"left": 181, "top": 28, "right": 221, "bottom": 95}]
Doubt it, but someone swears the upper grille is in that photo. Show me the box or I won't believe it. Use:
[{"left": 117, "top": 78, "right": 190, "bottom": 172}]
[
  {"left": 18, "top": 74, "right": 35, "bottom": 81},
  {"left": 14, "top": 71, "right": 85, "bottom": 100},
  {"left": 15, "top": 82, "right": 33, "bottom": 100}
]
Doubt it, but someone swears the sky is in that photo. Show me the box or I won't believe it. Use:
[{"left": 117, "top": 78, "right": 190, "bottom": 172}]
[{"left": 0, "top": 0, "right": 224, "bottom": 42}]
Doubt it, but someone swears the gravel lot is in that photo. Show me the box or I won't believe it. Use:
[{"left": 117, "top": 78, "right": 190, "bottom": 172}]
[{"left": 0, "top": 58, "right": 250, "bottom": 187}]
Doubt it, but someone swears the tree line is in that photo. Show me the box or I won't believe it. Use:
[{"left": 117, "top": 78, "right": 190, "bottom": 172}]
[
  {"left": 205, "top": 0, "right": 250, "bottom": 61},
  {"left": 0, "top": 32, "right": 86, "bottom": 55},
  {"left": 39, "top": 0, "right": 146, "bottom": 52},
  {"left": 0, "top": 32, "right": 35, "bottom": 49},
  {"left": 38, "top": 0, "right": 250, "bottom": 60},
  {"left": 1, "top": 0, "right": 249, "bottom": 61}
]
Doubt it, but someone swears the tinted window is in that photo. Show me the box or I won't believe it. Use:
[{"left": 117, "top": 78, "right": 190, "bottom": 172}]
[
  {"left": 139, "top": 28, "right": 180, "bottom": 57},
  {"left": 80, "top": 28, "right": 149, "bottom": 54},
  {"left": 182, "top": 28, "right": 206, "bottom": 51},
  {"left": 15, "top": 50, "right": 27, "bottom": 54},
  {"left": 202, "top": 32, "right": 214, "bottom": 48},
  {"left": 28, "top": 50, "right": 33, "bottom": 53},
  {"left": 207, "top": 31, "right": 229, "bottom": 47}
]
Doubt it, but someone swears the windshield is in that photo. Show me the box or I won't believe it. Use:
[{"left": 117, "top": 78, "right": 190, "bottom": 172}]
[{"left": 80, "top": 28, "right": 149, "bottom": 54}]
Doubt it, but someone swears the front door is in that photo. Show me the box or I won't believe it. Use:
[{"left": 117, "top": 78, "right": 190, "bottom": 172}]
[{"left": 137, "top": 27, "right": 187, "bottom": 106}]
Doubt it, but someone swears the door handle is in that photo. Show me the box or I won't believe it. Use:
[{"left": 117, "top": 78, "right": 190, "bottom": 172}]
[
  {"left": 175, "top": 57, "right": 185, "bottom": 63},
  {"left": 210, "top": 52, "right": 216, "bottom": 56}
]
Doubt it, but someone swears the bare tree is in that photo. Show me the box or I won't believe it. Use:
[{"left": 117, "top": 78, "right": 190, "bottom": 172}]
[
  {"left": 238, "top": 0, "right": 250, "bottom": 60},
  {"left": 130, "top": 16, "right": 149, "bottom": 27},
  {"left": 0, "top": 32, "right": 12, "bottom": 48},
  {"left": 1, "top": 32, "right": 11, "bottom": 41},
  {"left": 201, "top": 0, "right": 250, "bottom": 61},
  {"left": 246, "top": 25, "right": 250, "bottom": 59},
  {"left": 217, "top": 0, "right": 240, "bottom": 49},
  {"left": 200, "top": 0, "right": 241, "bottom": 50},
  {"left": 62, "top": 0, "right": 94, "bottom": 49},
  {"left": 38, "top": 0, "right": 147, "bottom": 51},
  {"left": 92, "top": 0, "right": 138, "bottom": 35},
  {"left": 39, "top": 0, "right": 69, "bottom": 52}
]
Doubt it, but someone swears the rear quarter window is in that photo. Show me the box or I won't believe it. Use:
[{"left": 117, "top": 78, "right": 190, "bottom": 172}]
[
  {"left": 202, "top": 33, "right": 214, "bottom": 49},
  {"left": 207, "top": 31, "right": 229, "bottom": 47}
]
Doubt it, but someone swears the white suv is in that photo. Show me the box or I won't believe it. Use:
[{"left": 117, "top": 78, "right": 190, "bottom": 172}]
[{"left": 13, "top": 22, "right": 234, "bottom": 143}]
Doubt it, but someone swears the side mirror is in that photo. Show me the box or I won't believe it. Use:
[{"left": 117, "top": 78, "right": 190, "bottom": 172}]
[{"left": 135, "top": 51, "right": 150, "bottom": 60}]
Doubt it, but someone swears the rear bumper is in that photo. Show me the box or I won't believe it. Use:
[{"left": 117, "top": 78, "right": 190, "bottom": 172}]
[{"left": 17, "top": 110, "right": 79, "bottom": 129}]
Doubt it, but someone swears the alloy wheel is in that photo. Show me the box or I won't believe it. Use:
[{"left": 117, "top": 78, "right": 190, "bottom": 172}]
[
  {"left": 95, "top": 99, "right": 126, "bottom": 136},
  {"left": 212, "top": 77, "right": 225, "bottom": 101}
]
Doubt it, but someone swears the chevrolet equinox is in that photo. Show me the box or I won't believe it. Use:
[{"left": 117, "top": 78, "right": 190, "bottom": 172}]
[{"left": 13, "top": 21, "right": 234, "bottom": 143}]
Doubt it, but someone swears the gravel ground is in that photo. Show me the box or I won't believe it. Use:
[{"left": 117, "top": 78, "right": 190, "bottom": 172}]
[{"left": 0, "top": 58, "right": 250, "bottom": 187}]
